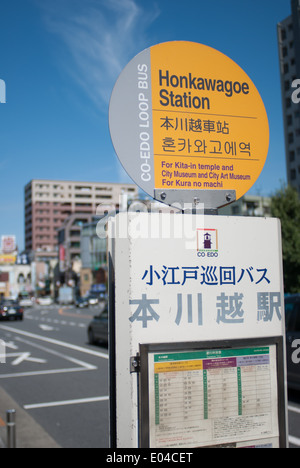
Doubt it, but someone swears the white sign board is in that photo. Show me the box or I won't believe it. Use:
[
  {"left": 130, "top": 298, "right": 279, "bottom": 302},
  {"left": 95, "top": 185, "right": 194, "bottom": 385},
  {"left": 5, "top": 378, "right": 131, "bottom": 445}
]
[
  {"left": 108, "top": 213, "right": 287, "bottom": 448},
  {"left": 1, "top": 235, "right": 16, "bottom": 254}
]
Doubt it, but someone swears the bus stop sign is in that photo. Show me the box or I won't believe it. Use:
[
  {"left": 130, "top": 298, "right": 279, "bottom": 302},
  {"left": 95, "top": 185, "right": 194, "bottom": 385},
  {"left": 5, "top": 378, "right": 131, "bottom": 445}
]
[{"left": 109, "top": 41, "right": 269, "bottom": 209}]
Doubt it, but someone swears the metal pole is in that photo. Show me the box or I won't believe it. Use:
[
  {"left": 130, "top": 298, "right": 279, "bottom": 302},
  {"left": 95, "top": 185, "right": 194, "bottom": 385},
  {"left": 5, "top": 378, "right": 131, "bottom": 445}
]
[{"left": 6, "top": 409, "right": 16, "bottom": 449}]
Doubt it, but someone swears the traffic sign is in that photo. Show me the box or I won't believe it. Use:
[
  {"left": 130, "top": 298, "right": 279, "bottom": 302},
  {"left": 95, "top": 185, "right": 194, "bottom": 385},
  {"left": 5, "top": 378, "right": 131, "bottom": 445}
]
[{"left": 109, "top": 41, "right": 269, "bottom": 208}]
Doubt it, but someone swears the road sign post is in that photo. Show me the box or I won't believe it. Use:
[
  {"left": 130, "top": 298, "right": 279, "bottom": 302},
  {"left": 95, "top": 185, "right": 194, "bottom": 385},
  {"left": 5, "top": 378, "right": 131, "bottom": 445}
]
[
  {"left": 108, "top": 213, "right": 287, "bottom": 448},
  {"left": 108, "top": 41, "right": 287, "bottom": 449}
]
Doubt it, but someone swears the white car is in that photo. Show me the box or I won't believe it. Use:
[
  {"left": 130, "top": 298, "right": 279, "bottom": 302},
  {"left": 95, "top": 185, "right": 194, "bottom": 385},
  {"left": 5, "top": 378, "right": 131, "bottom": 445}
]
[
  {"left": 37, "top": 297, "right": 53, "bottom": 306},
  {"left": 19, "top": 298, "right": 34, "bottom": 307},
  {"left": 88, "top": 296, "right": 99, "bottom": 306}
]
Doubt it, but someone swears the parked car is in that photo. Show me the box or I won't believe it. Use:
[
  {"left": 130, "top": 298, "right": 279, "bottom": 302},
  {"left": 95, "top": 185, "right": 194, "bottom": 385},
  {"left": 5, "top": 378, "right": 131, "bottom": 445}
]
[
  {"left": 58, "top": 286, "right": 74, "bottom": 305},
  {"left": 90, "top": 284, "right": 107, "bottom": 300},
  {"left": 19, "top": 295, "right": 34, "bottom": 308},
  {"left": 36, "top": 296, "right": 53, "bottom": 306},
  {"left": 88, "top": 293, "right": 101, "bottom": 306},
  {"left": 75, "top": 297, "right": 89, "bottom": 309},
  {"left": 285, "top": 294, "right": 300, "bottom": 390},
  {"left": 87, "top": 308, "right": 108, "bottom": 345},
  {"left": 88, "top": 285, "right": 108, "bottom": 306},
  {"left": 0, "top": 299, "right": 24, "bottom": 321}
]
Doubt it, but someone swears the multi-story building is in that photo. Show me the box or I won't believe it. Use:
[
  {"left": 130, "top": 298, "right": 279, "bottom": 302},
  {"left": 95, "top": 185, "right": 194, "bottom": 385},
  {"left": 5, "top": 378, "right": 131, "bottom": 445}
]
[
  {"left": 0, "top": 273, "right": 10, "bottom": 298},
  {"left": 24, "top": 179, "right": 138, "bottom": 256},
  {"left": 80, "top": 216, "right": 107, "bottom": 296},
  {"left": 219, "top": 194, "right": 271, "bottom": 217},
  {"left": 277, "top": 0, "right": 300, "bottom": 193},
  {"left": 58, "top": 212, "right": 95, "bottom": 273}
]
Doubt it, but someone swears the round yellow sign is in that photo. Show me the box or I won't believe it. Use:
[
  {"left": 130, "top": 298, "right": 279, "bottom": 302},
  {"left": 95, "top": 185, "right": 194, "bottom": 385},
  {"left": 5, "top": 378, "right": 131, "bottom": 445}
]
[
  {"left": 150, "top": 41, "right": 269, "bottom": 201},
  {"left": 109, "top": 41, "right": 269, "bottom": 204}
]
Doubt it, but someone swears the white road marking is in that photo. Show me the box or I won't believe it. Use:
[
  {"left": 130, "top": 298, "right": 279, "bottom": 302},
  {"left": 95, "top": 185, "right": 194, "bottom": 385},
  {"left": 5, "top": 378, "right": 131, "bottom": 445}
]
[
  {"left": 0, "top": 325, "right": 108, "bottom": 359},
  {"left": 26, "top": 314, "right": 88, "bottom": 329},
  {"left": 289, "top": 435, "right": 300, "bottom": 447},
  {"left": 0, "top": 334, "right": 98, "bottom": 378},
  {"left": 0, "top": 352, "right": 47, "bottom": 366},
  {"left": 11, "top": 352, "right": 47, "bottom": 366},
  {"left": 288, "top": 404, "right": 300, "bottom": 415},
  {"left": 15, "top": 337, "right": 97, "bottom": 368},
  {"left": 5, "top": 341, "right": 19, "bottom": 350},
  {"left": 0, "top": 367, "right": 93, "bottom": 379},
  {"left": 39, "top": 324, "right": 55, "bottom": 331},
  {"left": 24, "top": 395, "right": 109, "bottom": 410}
]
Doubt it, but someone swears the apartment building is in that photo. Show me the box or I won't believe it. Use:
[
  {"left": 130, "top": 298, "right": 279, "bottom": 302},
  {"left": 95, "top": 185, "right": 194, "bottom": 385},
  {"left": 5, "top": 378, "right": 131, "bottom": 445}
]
[
  {"left": 58, "top": 212, "right": 95, "bottom": 272},
  {"left": 277, "top": 0, "right": 300, "bottom": 193},
  {"left": 24, "top": 179, "right": 138, "bottom": 254},
  {"left": 219, "top": 195, "right": 271, "bottom": 217}
]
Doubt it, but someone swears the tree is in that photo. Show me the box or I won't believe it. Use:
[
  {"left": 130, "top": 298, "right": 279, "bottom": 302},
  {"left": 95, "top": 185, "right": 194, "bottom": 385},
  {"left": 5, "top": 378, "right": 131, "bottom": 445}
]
[{"left": 270, "top": 184, "right": 300, "bottom": 293}]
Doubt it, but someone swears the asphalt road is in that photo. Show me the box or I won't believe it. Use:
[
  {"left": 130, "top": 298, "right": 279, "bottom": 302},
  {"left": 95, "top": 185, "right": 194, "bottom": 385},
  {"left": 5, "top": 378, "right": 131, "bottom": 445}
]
[
  {"left": 288, "top": 389, "right": 300, "bottom": 448},
  {"left": 0, "top": 304, "right": 300, "bottom": 448},
  {"left": 0, "top": 304, "right": 109, "bottom": 448}
]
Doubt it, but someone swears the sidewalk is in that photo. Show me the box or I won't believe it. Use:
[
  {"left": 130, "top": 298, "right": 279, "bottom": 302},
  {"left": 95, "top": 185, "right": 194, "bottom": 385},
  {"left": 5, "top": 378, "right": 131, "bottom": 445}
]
[{"left": 0, "top": 386, "right": 60, "bottom": 448}]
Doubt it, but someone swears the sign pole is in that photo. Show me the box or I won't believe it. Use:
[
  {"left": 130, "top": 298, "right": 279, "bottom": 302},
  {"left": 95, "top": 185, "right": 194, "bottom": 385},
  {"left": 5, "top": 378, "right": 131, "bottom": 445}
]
[{"left": 153, "top": 188, "right": 236, "bottom": 214}]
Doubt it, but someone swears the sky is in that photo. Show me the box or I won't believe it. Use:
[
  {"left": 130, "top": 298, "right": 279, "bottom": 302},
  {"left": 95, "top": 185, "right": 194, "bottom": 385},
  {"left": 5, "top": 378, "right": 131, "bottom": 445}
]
[{"left": 0, "top": 0, "right": 292, "bottom": 250}]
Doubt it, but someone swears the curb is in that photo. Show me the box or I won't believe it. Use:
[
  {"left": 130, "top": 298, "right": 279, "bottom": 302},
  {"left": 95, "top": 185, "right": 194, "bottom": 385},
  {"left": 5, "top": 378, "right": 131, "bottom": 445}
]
[{"left": 0, "top": 386, "right": 60, "bottom": 448}]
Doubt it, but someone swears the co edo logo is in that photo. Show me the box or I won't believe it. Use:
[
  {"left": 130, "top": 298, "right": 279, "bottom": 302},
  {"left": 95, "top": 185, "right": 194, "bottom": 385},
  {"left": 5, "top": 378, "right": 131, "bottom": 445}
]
[{"left": 197, "top": 229, "right": 218, "bottom": 257}]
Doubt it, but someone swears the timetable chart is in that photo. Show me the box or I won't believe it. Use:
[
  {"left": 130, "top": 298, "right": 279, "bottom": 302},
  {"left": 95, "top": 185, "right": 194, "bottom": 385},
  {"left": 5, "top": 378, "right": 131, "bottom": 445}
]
[{"left": 148, "top": 346, "right": 279, "bottom": 448}]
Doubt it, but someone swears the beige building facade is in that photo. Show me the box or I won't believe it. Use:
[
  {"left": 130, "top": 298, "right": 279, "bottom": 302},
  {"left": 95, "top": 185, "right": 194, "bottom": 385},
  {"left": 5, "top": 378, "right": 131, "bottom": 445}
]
[{"left": 25, "top": 179, "right": 138, "bottom": 254}]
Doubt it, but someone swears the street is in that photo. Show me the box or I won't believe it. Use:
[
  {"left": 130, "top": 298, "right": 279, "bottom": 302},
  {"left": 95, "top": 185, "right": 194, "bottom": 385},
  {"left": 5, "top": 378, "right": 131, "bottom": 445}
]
[
  {"left": 0, "top": 304, "right": 109, "bottom": 448},
  {"left": 0, "top": 304, "right": 300, "bottom": 448},
  {"left": 288, "top": 390, "right": 300, "bottom": 448}
]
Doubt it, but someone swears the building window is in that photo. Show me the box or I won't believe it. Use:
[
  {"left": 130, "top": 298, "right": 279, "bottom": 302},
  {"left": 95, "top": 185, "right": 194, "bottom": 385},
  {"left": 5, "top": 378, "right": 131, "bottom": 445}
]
[
  {"left": 285, "top": 80, "right": 290, "bottom": 91},
  {"left": 291, "top": 168, "right": 296, "bottom": 180},
  {"left": 70, "top": 242, "right": 80, "bottom": 249},
  {"left": 231, "top": 205, "right": 240, "bottom": 215}
]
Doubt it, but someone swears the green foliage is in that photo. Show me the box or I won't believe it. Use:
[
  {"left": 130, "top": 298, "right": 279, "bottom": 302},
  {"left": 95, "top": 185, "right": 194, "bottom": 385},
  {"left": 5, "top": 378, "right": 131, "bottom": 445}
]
[{"left": 270, "top": 184, "right": 300, "bottom": 293}]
